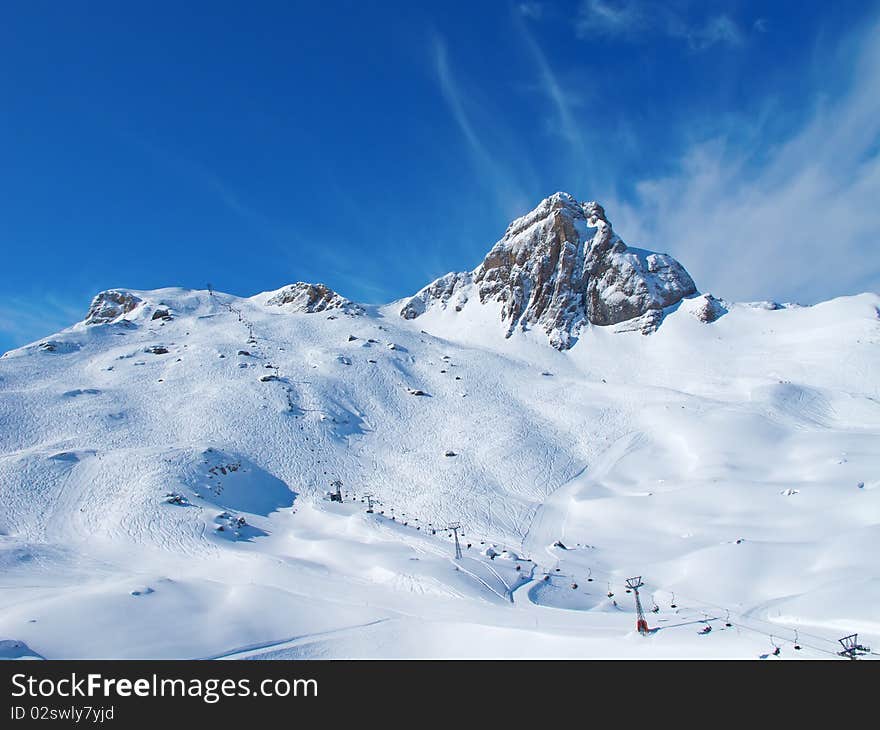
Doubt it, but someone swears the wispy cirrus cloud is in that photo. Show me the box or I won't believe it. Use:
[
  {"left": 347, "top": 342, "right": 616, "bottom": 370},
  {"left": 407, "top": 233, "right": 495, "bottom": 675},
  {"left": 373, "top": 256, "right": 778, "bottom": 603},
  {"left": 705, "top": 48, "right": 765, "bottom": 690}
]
[
  {"left": 513, "top": 10, "right": 598, "bottom": 194},
  {"left": 430, "top": 34, "right": 531, "bottom": 218},
  {"left": 608, "top": 19, "right": 880, "bottom": 303},
  {"left": 122, "top": 131, "right": 279, "bottom": 235},
  {"left": 516, "top": 16, "right": 584, "bottom": 152},
  {"left": 431, "top": 37, "right": 492, "bottom": 167},
  {"left": 517, "top": 2, "right": 544, "bottom": 20},
  {"left": 575, "top": 0, "right": 745, "bottom": 50},
  {"left": 122, "top": 132, "right": 400, "bottom": 301},
  {"left": 0, "top": 293, "right": 86, "bottom": 352}
]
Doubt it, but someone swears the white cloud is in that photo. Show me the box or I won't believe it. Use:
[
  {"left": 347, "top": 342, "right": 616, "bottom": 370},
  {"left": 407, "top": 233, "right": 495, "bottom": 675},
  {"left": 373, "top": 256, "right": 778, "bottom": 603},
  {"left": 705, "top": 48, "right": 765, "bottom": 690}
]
[
  {"left": 576, "top": 0, "right": 744, "bottom": 50},
  {"left": 518, "top": 2, "right": 544, "bottom": 20},
  {"left": 516, "top": 18, "right": 584, "bottom": 152},
  {"left": 0, "top": 293, "right": 85, "bottom": 350},
  {"left": 432, "top": 37, "right": 491, "bottom": 166},
  {"left": 430, "top": 34, "right": 531, "bottom": 218},
  {"left": 684, "top": 14, "right": 744, "bottom": 50},
  {"left": 608, "top": 21, "right": 880, "bottom": 303},
  {"left": 577, "top": 0, "right": 641, "bottom": 34}
]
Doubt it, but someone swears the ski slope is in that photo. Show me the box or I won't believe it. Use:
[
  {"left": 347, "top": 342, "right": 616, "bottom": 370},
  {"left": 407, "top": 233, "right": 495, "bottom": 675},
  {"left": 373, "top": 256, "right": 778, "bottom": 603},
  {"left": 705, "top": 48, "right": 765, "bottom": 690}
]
[{"left": 0, "top": 283, "right": 878, "bottom": 659}]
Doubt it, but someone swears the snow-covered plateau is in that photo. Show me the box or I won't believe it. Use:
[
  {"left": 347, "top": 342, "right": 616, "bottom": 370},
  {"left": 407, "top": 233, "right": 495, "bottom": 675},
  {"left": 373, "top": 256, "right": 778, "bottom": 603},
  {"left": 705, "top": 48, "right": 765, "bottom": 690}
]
[{"left": 1, "top": 193, "right": 878, "bottom": 660}]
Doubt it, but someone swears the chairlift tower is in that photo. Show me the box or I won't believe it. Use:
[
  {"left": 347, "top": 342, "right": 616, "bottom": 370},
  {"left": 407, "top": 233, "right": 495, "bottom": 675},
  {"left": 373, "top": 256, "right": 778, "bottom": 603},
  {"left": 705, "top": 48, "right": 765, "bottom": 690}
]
[
  {"left": 446, "top": 522, "right": 463, "bottom": 560},
  {"left": 329, "top": 479, "right": 343, "bottom": 503},
  {"left": 363, "top": 493, "right": 375, "bottom": 513},
  {"left": 625, "top": 576, "right": 650, "bottom": 635}
]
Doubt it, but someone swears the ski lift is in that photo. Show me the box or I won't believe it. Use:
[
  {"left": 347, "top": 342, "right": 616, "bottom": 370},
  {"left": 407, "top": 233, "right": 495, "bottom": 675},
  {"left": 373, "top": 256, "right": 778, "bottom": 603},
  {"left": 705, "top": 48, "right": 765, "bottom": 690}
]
[
  {"left": 793, "top": 630, "right": 801, "bottom": 651},
  {"left": 724, "top": 610, "right": 732, "bottom": 628},
  {"left": 651, "top": 594, "right": 660, "bottom": 613},
  {"left": 770, "top": 636, "right": 781, "bottom": 656},
  {"left": 670, "top": 592, "right": 678, "bottom": 609},
  {"left": 587, "top": 569, "right": 593, "bottom": 582},
  {"left": 607, "top": 582, "right": 614, "bottom": 598},
  {"left": 837, "top": 633, "right": 870, "bottom": 659},
  {"left": 700, "top": 624, "right": 713, "bottom": 635},
  {"left": 571, "top": 583, "right": 578, "bottom": 590}
]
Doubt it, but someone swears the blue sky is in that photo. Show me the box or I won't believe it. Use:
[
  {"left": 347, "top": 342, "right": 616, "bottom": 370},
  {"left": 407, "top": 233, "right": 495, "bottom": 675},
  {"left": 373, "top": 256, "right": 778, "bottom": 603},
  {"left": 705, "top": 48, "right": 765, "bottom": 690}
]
[{"left": 2, "top": 1, "right": 879, "bottom": 351}]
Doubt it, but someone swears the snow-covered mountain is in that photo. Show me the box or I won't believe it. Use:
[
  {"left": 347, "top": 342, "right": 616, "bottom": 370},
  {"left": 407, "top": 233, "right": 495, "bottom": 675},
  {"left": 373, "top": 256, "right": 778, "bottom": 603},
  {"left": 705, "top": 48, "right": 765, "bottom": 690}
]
[
  {"left": 400, "top": 193, "right": 696, "bottom": 347},
  {"left": 1, "top": 194, "right": 878, "bottom": 660}
]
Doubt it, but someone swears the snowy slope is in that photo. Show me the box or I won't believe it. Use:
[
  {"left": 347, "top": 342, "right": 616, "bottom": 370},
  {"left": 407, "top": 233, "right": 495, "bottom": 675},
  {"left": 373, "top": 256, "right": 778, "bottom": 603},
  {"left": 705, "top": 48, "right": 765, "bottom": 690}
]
[{"left": 1, "top": 202, "right": 879, "bottom": 660}]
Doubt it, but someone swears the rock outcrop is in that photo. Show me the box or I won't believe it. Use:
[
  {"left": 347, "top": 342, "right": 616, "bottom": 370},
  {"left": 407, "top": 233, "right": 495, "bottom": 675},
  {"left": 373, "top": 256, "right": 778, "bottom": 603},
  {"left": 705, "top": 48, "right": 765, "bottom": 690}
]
[
  {"left": 688, "top": 293, "right": 728, "bottom": 323},
  {"left": 400, "top": 272, "right": 472, "bottom": 320},
  {"left": 266, "top": 282, "right": 363, "bottom": 315},
  {"left": 399, "top": 193, "right": 697, "bottom": 348},
  {"left": 84, "top": 290, "right": 143, "bottom": 325}
]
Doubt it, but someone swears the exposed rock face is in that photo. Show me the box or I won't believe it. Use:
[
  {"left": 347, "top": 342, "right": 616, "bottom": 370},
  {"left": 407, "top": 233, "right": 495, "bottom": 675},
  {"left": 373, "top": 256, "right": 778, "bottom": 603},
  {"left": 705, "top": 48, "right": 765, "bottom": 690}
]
[
  {"left": 612, "top": 309, "right": 665, "bottom": 335},
  {"left": 84, "top": 290, "right": 143, "bottom": 325},
  {"left": 39, "top": 340, "right": 75, "bottom": 353},
  {"left": 266, "top": 282, "right": 363, "bottom": 315},
  {"left": 400, "top": 193, "right": 697, "bottom": 348},
  {"left": 689, "top": 293, "right": 728, "bottom": 323},
  {"left": 400, "top": 272, "right": 472, "bottom": 320}
]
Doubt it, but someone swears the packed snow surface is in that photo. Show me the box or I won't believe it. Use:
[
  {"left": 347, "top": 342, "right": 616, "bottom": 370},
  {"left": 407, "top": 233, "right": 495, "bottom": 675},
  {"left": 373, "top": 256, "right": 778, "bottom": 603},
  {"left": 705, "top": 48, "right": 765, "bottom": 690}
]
[{"left": 0, "top": 280, "right": 878, "bottom": 659}]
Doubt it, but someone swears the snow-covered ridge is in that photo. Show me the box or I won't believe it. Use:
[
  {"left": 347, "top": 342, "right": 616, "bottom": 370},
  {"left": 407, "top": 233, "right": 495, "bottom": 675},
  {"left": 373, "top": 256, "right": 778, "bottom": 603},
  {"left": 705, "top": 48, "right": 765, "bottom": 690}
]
[
  {"left": 399, "top": 193, "right": 697, "bottom": 349},
  {"left": 0, "top": 193, "right": 878, "bottom": 660},
  {"left": 44, "top": 195, "right": 805, "bottom": 353},
  {"left": 256, "top": 282, "right": 364, "bottom": 316},
  {"left": 15, "top": 195, "right": 871, "bottom": 361},
  {"left": 63, "top": 194, "right": 702, "bottom": 352}
]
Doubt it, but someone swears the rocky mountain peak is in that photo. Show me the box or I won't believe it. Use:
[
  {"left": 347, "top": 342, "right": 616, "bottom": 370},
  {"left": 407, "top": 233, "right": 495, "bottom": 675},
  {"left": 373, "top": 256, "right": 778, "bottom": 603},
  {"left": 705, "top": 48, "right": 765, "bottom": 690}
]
[
  {"left": 265, "top": 282, "right": 364, "bottom": 315},
  {"left": 400, "top": 193, "right": 697, "bottom": 349}
]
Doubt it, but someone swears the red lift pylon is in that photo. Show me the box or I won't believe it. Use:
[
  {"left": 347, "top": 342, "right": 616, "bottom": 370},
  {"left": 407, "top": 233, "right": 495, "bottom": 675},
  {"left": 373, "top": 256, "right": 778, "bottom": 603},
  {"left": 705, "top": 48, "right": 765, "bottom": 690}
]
[{"left": 626, "top": 577, "right": 651, "bottom": 635}]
